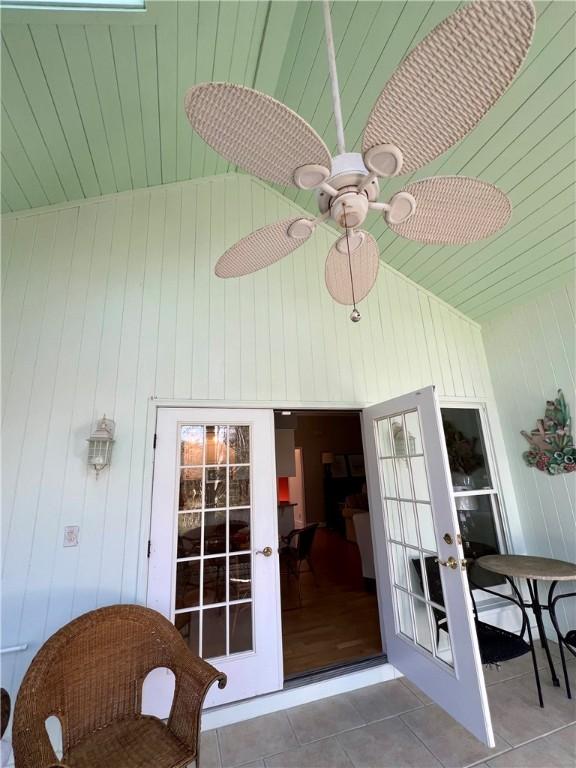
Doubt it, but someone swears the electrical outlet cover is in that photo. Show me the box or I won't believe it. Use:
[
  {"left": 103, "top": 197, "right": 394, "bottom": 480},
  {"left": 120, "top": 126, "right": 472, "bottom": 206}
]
[{"left": 64, "top": 526, "right": 79, "bottom": 547}]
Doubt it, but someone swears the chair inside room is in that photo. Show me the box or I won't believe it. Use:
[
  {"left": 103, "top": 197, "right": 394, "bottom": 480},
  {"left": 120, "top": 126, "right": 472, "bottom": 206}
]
[
  {"left": 12, "top": 604, "right": 226, "bottom": 768},
  {"left": 280, "top": 523, "right": 319, "bottom": 608}
]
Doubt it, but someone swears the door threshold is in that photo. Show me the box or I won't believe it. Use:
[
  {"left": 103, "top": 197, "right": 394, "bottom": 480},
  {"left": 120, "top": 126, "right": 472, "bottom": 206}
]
[
  {"left": 202, "top": 657, "right": 396, "bottom": 732},
  {"left": 284, "top": 654, "right": 387, "bottom": 689}
]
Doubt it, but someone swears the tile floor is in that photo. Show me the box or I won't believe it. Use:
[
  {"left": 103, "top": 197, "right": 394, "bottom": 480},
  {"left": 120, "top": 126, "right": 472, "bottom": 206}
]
[{"left": 199, "top": 649, "right": 575, "bottom": 768}]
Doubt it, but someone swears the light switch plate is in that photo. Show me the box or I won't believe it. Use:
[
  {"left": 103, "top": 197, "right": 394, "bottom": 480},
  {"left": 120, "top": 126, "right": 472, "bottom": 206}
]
[{"left": 64, "top": 525, "right": 79, "bottom": 547}]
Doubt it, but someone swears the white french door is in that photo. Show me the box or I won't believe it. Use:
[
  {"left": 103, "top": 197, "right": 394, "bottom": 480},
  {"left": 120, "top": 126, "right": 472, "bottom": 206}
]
[
  {"left": 146, "top": 407, "right": 283, "bottom": 712},
  {"left": 363, "top": 386, "right": 495, "bottom": 746}
]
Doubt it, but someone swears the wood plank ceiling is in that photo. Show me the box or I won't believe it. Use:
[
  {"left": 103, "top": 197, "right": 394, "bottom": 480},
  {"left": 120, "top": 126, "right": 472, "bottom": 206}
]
[{"left": 2, "top": 0, "right": 574, "bottom": 321}]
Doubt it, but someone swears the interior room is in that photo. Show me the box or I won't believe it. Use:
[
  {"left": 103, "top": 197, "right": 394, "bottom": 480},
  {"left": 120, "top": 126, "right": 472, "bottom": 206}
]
[
  {"left": 1, "top": 1, "right": 574, "bottom": 767},
  {"left": 275, "top": 410, "right": 383, "bottom": 678}
]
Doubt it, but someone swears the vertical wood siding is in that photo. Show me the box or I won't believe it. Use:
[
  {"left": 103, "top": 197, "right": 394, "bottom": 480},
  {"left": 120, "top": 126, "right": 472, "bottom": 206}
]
[
  {"left": 1, "top": 174, "right": 489, "bottom": 699},
  {"left": 483, "top": 281, "right": 576, "bottom": 631}
]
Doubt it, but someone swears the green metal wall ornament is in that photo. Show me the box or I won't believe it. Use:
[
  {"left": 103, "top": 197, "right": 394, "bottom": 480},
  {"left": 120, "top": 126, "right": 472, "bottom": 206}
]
[{"left": 521, "top": 390, "right": 575, "bottom": 475}]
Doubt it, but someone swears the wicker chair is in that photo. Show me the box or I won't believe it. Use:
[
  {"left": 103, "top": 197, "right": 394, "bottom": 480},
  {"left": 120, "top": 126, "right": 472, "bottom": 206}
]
[{"left": 13, "top": 604, "right": 226, "bottom": 768}]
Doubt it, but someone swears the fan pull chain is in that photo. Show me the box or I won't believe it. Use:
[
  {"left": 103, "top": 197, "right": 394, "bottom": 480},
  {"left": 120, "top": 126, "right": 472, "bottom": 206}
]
[{"left": 342, "top": 206, "right": 361, "bottom": 323}]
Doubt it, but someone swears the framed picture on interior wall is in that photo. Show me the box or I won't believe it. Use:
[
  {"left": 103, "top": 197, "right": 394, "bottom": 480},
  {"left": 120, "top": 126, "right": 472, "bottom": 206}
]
[
  {"left": 331, "top": 454, "right": 348, "bottom": 478},
  {"left": 348, "top": 454, "right": 365, "bottom": 477}
]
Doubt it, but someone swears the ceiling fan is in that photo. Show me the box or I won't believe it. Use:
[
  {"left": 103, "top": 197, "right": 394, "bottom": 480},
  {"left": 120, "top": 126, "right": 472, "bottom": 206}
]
[{"left": 185, "top": 0, "right": 535, "bottom": 322}]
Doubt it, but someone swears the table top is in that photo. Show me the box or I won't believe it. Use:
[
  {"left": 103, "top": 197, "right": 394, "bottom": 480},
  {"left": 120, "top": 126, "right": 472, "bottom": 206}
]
[{"left": 477, "top": 554, "right": 576, "bottom": 581}]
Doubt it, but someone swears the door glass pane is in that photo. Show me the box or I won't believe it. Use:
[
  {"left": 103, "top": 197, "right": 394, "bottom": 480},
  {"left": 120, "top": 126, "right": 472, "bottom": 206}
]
[
  {"left": 377, "top": 418, "right": 393, "bottom": 456},
  {"left": 414, "top": 597, "right": 434, "bottom": 653},
  {"left": 385, "top": 498, "right": 402, "bottom": 542},
  {"left": 178, "top": 511, "right": 202, "bottom": 557},
  {"left": 179, "top": 468, "right": 203, "bottom": 510},
  {"left": 229, "top": 554, "right": 252, "bottom": 601},
  {"left": 176, "top": 610, "right": 200, "bottom": 653},
  {"left": 404, "top": 411, "right": 422, "bottom": 455},
  {"left": 391, "top": 543, "right": 409, "bottom": 589},
  {"left": 395, "top": 588, "right": 414, "bottom": 639},
  {"left": 395, "top": 459, "right": 412, "bottom": 499},
  {"left": 229, "top": 425, "right": 250, "bottom": 464},
  {"left": 230, "top": 604, "right": 253, "bottom": 653},
  {"left": 229, "top": 466, "right": 250, "bottom": 507},
  {"left": 181, "top": 426, "right": 204, "bottom": 465},
  {"left": 391, "top": 416, "right": 408, "bottom": 456},
  {"left": 416, "top": 503, "right": 437, "bottom": 552},
  {"left": 205, "top": 468, "right": 227, "bottom": 509},
  {"left": 380, "top": 459, "right": 397, "bottom": 497},
  {"left": 206, "top": 425, "right": 228, "bottom": 465},
  {"left": 203, "top": 557, "right": 226, "bottom": 605},
  {"left": 230, "top": 509, "right": 251, "bottom": 552},
  {"left": 203, "top": 608, "right": 227, "bottom": 658},
  {"left": 176, "top": 561, "right": 201, "bottom": 610},
  {"left": 434, "top": 609, "right": 454, "bottom": 668},
  {"left": 401, "top": 501, "right": 418, "bottom": 547},
  {"left": 411, "top": 456, "right": 430, "bottom": 501},
  {"left": 176, "top": 423, "right": 255, "bottom": 661},
  {"left": 204, "top": 510, "right": 227, "bottom": 555}
]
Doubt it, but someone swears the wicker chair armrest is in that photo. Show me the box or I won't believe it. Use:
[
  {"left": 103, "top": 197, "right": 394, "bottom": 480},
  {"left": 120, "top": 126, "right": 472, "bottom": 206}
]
[{"left": 167, "top": 650, "right": 227, "bottom": 754}]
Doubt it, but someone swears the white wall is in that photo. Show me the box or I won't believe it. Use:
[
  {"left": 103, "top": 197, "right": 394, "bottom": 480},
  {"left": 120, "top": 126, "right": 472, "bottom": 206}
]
[
  {"left": 1, "top": 173, "right": 496, "bottom": 701},
  {"left": 482, "top": 281, "right": 576, "bottom": 631}
]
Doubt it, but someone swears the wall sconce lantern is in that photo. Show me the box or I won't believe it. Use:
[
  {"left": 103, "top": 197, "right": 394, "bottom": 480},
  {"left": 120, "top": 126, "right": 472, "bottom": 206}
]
[{"left": 87, "top": 416, "right": 115, "bottom": 475}]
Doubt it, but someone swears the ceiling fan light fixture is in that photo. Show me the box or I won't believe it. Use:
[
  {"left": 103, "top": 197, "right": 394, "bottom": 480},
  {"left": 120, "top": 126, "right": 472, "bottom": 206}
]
[
  {"left": 293, "top": 164, "right": 331, "bottom": 190},
  {"left": 363, "top": 144, "right": 403, "bottom": 177},
  {"left": 331, "top": 192, "right": 369, "bottom": 229},
  {"left": 385, "top": 192, "right": 417, "bottom": 225}
]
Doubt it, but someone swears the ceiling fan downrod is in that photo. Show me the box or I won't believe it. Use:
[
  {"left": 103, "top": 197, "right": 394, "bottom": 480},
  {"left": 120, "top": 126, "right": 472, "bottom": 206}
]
[{"left": 322, "top": 0, "right": 346, "bottom": 156}]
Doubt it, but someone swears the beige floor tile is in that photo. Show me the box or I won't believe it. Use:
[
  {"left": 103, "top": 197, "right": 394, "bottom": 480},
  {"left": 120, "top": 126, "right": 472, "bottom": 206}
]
[
  {"left": 337, "top": 717, "right": 442, "bottom": 768},
  {"left": 217, "top": 712, "right": 299, "bottom": 768},
  {"left": 398, "top": 676, "right": 433, "bottom": 705},
  {"left": 348, "top": 680, "right": 425, "bottom": 723},
  {"left": 286, "top": 694, "right": 365, "bottom": 744},
  {"left": 546, "top": 724, "right": 576, "bottom": 758},
  {"left": 400, "top": 704, "right": 511, "bottom": 768},
  {"left": 486, "top": 671, "right": 576, "bottom": 747},
  {"left": 237, "top": 762, "right": 265, "bottom": 768},
  {"left": 485, "top": 727, "right": 575, "bottom": 767},
  {"left": 264, "top": 737, "right": 353, "bottom": 768},
  {"left": 200, "top": 730, "right": 222, "bottom": 768}
]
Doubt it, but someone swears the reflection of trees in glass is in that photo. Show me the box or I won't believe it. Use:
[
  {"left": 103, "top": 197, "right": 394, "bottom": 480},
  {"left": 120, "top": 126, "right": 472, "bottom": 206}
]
[
  {"left": 181, "top": 425, "right": 204, "bottom": 465},
  {"left": 229, "top": 426, "right": 250, "bottom": 464}
]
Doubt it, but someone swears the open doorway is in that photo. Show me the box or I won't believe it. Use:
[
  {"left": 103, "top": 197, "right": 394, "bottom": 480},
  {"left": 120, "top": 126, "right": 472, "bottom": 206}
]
[{"left": 274, "top": 410, "right": 383, "bottom": 680}]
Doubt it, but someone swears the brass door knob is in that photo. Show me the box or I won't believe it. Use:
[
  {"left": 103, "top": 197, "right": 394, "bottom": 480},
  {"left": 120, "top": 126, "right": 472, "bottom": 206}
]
[
  {"left": 256, "top": 546, "right": 273, "bottom": 557},
  {"left": 436, "top": 557, "right": 469, "bottom": 570}
]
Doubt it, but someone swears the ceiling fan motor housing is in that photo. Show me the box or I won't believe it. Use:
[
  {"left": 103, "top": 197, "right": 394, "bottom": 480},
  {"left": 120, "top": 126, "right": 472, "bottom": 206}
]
[{"left": 317, "top": 152, "right": 379, "bottom": 229}]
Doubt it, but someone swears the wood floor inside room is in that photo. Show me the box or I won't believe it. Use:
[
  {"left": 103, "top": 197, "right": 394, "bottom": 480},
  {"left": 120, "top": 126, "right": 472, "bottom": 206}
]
[{"left": 281, "top": 527, "right": 383, "bottom": 678}]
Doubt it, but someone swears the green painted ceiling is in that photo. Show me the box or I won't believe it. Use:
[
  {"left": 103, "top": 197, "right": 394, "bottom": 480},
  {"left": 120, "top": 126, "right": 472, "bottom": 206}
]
[{"left": 1, "top": 0, "right": 574, "bottom": 321}]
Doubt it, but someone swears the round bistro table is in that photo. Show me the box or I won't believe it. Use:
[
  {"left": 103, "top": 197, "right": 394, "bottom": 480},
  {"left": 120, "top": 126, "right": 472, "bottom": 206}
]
[{"left": 478, "top": 554, "right": 576, "bottom": 704}]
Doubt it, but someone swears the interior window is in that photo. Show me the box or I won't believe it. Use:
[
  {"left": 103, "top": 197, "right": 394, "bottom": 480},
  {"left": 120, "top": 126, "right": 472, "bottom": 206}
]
[{"left": 441, "top": 408, "right": 504, "bottom": 587}]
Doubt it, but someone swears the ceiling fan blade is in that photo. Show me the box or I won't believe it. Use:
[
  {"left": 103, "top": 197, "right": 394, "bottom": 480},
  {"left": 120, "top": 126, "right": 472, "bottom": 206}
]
[
  {"left": 325, "top": 231, "right": 379, "bottom": 305},
  {"left": 215, "top": 218, "right": 314, "bottom": 278},
  {"left": 387, "top": 176, "right": 511, "bottom": 245},
  {"left": 185, "top": 83, "right": 332, "bottom": 187},
  {"left": 363, "top": 0, "right": 535, "bottom": 175}
]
